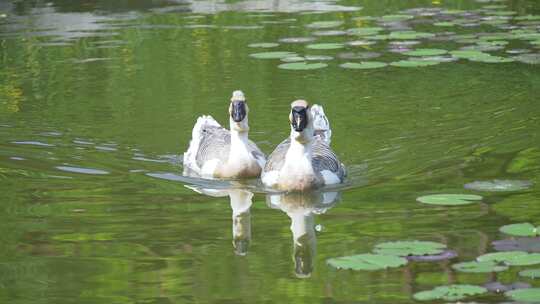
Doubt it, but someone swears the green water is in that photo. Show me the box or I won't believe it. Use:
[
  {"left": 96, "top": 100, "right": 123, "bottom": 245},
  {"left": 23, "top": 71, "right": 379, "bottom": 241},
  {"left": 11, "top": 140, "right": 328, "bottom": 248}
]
[{"left": 1, "top": 0, "right": 540, "bottom": 303}]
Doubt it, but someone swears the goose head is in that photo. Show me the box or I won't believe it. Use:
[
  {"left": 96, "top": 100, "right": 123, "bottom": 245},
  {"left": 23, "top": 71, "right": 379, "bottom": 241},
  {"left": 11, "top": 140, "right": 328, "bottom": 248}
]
[
  {"left": 289, "top": 100, "right": 313, "bottom": 143},
  {"left": 229, "top": 90, "right": 249, "bottom": 132}
]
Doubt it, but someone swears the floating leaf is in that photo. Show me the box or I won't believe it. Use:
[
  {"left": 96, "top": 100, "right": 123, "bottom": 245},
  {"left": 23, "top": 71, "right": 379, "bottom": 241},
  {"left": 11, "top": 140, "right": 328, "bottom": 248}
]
[
  {"left": 339, "top": 62, "right": 387, "bottom": 69},
  {"left": 469, "top": 55, "right": 515, "bottom": 63},
  {"left": 389, "top": 31, "right": 436, "bottom": 40},
  {"left": 56, "top": 166, "right": 109, "bottom": 175},
  {"left": 380, "top": 15, "right": 414, "bottom": 22},
  {"left": 416, "top": 194, "right": 482, "bottom": 206},
  {"left": 413, "top": 285, "right": 487, "bottom": 301},
  {"left": 248, "top": 42, "right": 279, "bottom": 48},
  {"left": 434, "top": 22, "right": 456, "bottom": 27},
  {"left": 306, "top": 43, "right": 345, "bottom": 50},
  {"left": 514, "top": 53, "right": 540, "bottom": 64},
  {"left": 249, "top": 51, "right": 297, "bottom": 59},
  {"left": 493, "top": 238, "right": 540, "bottom": 253},
  {"left": 506, "top": 288, "right": 540, "bottom": 302},
  {"left": 452, "top": 260, "right": 508, "bottom": 273},
  {"left": 278, "top": 62, "right": 328, "bottom": 70},
  {"left": 327, "top": 253, "right": 408, "bottom": 270},
  {"left": 312, "top": 30, "right": 347, "bottom": 36},
  {"left": 347, "top": 27, "right": 383, "bottom": 36},
  {"left": 451, "top": 50, "right": 490, "bottom": 59},
  {"left": 407, "top": 250, "right": 458, "bottom": 262},
  {"left": 500, "top": 223, "right": 540, "bottom": 237},
  {"left": 403, "top": 48, "right": 448, "bottom": 56},
  {"left": 519, "top": 269, "right": 540, "bottom": 279},
  {"left": 306, "top": 21, "right": 343, "bottom": 29},
  {"left": 374, "top": 241, "right": 446, "bottom": 256},
  {"left": 346, "top": 40, "right": 376, "bottom": 46},
  {"left": 337, "top": 52, "right": 381, "bottom": 59},
  {"left": 464, "top": 180, "right": 533, "bottom": 192},
  {"left": 280, "top": 56, "right": 305, "bottom": 62},
  {"left": 390, "top": 60, "right": 440, "bottom": 67},
  {"left": 305, "top": 55, "right": 333, "bottom": 61},
  {"left": 484, "top": 281, "right": 530, "bottom": 293},
  {"left": 279, "top": 37, "right": 316, "bottom": 44},
  {"left": 478, "top": 251, "right": 540, "bottom": 266}
]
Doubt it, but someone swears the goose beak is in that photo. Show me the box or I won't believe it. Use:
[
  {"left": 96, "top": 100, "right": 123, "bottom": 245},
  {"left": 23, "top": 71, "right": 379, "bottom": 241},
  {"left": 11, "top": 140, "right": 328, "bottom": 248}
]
[
  {"left": 231, "top": 101, "right": 247, "bottom": 122},
  {"left": 291, "top": 106, "right": 308, "bottom": 132}
]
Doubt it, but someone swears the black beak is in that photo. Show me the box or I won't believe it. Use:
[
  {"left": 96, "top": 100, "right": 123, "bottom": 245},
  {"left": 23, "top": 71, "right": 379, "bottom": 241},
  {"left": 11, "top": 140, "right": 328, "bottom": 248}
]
[
  {"left": 291, "top": 106, "right": 308, "bottom": 132},
  {"left": 231, "top": 101, "right": 246, "bottom": 122}
]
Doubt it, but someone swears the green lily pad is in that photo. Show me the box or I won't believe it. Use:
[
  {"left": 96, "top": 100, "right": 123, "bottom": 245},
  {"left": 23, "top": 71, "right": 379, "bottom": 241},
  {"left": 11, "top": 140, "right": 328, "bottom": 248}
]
[
  {"left": 478, "top": 251, "right": 528, "bottom": 263},
  {"left": 389, "top": 31, "right": 436, "bottom": 40},
  {"left": 478, "top": 251, "right": 540, "bottom": 266},
  {"left": 450, "top": 50, "right": 490, "bottom": 59},
  {"left": 327, "top": 253, "right": 408, "bottom": 270},
  {"left": 306, "top": 21, "right": 343, "bottom": 29},
  {"left": 339, "top": 61, "right": 387, "bottom": 69},
  {"left": 374, "top": 241, "right": 446, "bottom": 256},
  {"left": 306, "top": 43, "right": 345, "bottom": 50},
  {"left": 452, "top": 260, "right": 508, "bottom": 273},
  {"left": 403, "top": 48, "right": 448, "bottom": 56},
  {"left": 249, "top": 51, "right": 297, "bottom": 59},
  {"left": 280, "top": 56, "right": 305, "bottom": 62},
  {"left": 390, "top": 60, "right": 440, "bottom": 67},
  {"left": 500, "top": 223, "right": 540, "bottom": 237},
  {"left": 506, "top": 288, "right": 540, "bottom": 302},
  {"left": 469, "top": 55, "right": 515, "bottom": 63},
  {"left": 413, "top": 285, "right": 487, "bottom": 301},
  {"left": 248, "top": 42, "right": 279, "bottom": 48},
  {"left": 515, "top": 15, "right": 540, "bottom": 21},
  {"left": 519, "top": 268, "right": 540, "bottom": 279},
  {"left": 278, "top": 62, "right": 328, "bottom": 70},
  {"left": 347, "top": 27, "right": 383, "bottom": 36},
  {"left": 434, "top": 22, "right": 456, "bottom": 27},
  {"left": 380, "top": 15, "right": 414, "bottom": 22},
  {"left": 514, "top": 53, "right": 540, "bottom": 64},
  {"left": 464, "top": 180, "right": 533, "bottom": 192},
  {"left": 416, "top": 194, "right": 482, "bottom": 206}
]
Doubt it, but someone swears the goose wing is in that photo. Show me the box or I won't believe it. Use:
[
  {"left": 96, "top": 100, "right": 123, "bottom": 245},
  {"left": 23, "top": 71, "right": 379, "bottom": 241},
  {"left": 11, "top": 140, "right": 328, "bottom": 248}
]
[
  {"left": 263, "top": 138, "right": 291, "bottom": 173},
  {"left": 312, "top": 138, "right": 345, "bottom": 181},
  {"left": 195, "top": 125, "right": 231, "bottom": 168}
]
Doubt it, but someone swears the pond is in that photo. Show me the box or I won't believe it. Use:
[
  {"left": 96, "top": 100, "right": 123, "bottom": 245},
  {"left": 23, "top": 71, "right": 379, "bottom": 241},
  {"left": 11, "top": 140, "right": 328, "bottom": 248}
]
[{"left": 1, "top": 0, "right": 539, "bottom": 303}]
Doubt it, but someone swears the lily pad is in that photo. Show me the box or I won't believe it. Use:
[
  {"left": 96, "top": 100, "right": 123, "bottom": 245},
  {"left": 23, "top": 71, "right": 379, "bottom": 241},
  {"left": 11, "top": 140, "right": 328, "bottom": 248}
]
[
  {"left": 305, "top": 55, "right": 333, "bottom": 61},
  {"left": 407, "top": 250, "right": 458, "bottom": 262},
  {"left": 278, "top": 62, "right": 327, "bottom": 70},
  {"left": 347, "top": 27, "right": 383, "bottom": 36},
  {"left": 519, "top": 269, "right": 540, "bottom": 279},
  {"left": 506, "top": 288, "right": 540, "bottom": 302},
  {"left": 346, "top": 40, "right": 376, "bottom": 46},
  {"left": 416, "top": 194, "right": 482, "bottom": 206},
  {"left": 389, "top": 31, "right": 436, "bottom": 40},
  {"left": 478, "top": 251, "right": 540, "bottom": 266},
  {"left": 280, "top": 56, "right": 305, "bottom": 62},
  {"left": 403, "top": 48, "right": 448, "bottom": 56},
  {"left": 279, "top": 37, "right": 316, "bottom": 44},
  {"left": 306, "top": 21, "right": 343, "bottom": 29},
  {"left": 327, "top": 253, "right": 408, "bottom": 270},
  {"left": 484, "top": 281, "right": 530, "bottom": 293},
  {"left": 390, "top": 60, "right": 440, "bottom": 67},
  {"left": 337, "top": 51, "right": 381, "bottom": 59},
  {"left": 434, "top": 22, "right": 456, "bottom": 27},
  {"left": 464, "top": 180, "right": 533, "bottom": 192},
  {"left": 514, "top": 53, "right": 540, "bottom": 64},
  {"left": 374, "top": 241, "right": 446, "bottom": 256},
  {"left": 306, "top": 43, "right": 345, "bottom": 50},
  {"left": 380, "top": 15, "right": 414, "bottom": 22},
  {"left": 339, "top": 62, "right": 387, "bottom": 69},
  {"left": 249, "top": 51, "right": 297, "bottom": 59},
  {"left": 248, "top": 42, "right": 279, "bottom": 48},
  {"left": 452, "top": 260, "right": 508, "bottom": 273},
  {"left": 493, "top": 237, "right": 540, "bottom": 253},
  {"left": 413, "top": 285, "right": 487, "bottom": 301},
  {"left": 312, "top": 30, "right": 347, "bottom": 36},
  {"left": 500, "top": 223, "right": 540, "bottom": 237},
  {"left": 468, "top": 55, "right": 515, "bottom": 63},
  {"left": 450, "top": 50, "right": 490, "bottom": 59}
]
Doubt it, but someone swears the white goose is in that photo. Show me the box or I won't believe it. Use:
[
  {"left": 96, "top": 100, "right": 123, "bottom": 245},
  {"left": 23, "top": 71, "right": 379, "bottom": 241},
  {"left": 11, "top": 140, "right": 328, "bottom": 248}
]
[
  {"left": 261, "top": 100, "right": 345, "bottom": 191},
  {"left": 183, "top": 91, "right": 266, "bottom": 179}
]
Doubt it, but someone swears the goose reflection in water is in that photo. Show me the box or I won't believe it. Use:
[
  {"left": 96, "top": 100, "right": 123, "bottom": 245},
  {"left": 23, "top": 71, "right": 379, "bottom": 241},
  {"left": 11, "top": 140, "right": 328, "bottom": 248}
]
[
  {"left": 185, "top": 185, "right": 253, "bottom": 256},
  {"left": 266, "top": 190, "right": 340, "bottom": 278},
  {"left": 185, "top": 184, "right": 340, "bottom": 276}
]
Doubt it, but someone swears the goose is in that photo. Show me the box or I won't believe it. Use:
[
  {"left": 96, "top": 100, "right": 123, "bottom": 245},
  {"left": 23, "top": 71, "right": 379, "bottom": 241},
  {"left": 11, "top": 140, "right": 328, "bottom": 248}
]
[
  {"left": 183, "top": 90, "right": 266, "bottom": 179},
  {"left": 261, "top": 100, "right": 345, "bottom": 191}
]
